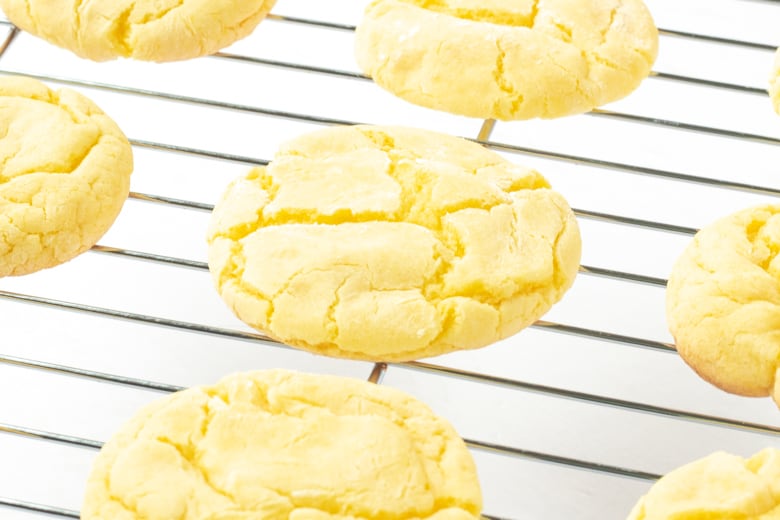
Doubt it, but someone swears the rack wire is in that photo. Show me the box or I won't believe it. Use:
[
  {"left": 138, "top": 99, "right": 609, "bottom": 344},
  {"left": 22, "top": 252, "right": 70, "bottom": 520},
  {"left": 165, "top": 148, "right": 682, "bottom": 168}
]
[{"left": 0, "top": 1, "right": 779, "bottom": 518}]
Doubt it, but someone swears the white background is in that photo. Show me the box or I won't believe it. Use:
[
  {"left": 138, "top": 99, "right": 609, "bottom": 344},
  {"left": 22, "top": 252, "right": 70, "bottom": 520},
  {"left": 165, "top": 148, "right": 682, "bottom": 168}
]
[{"left": 0, "top": 0, "right": 779, "bottom": 518}]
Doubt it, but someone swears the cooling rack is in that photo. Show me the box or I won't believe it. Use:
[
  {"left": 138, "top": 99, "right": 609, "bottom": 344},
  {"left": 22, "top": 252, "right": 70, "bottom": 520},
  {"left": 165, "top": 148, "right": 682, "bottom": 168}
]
[{"left": 0, "top": 0, "right": 779, "bottom": 518}]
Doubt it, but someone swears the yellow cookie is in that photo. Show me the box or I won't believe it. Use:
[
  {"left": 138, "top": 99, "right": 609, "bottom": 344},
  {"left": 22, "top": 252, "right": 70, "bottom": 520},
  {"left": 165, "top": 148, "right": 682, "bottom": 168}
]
[
  {"left": 207, "top": 125, "right": 581, "bottom": 361},
  {"left": 355, "top": 0, "right": 659, "bottom": 120},
  {"left": 770, "top": 48, "right": 780, "bottom": 115},
  {"left": 82, "top": 369, "right": 483, "bottom": 520},
  {"left": 0, "top": 76, "right": 132, "bottom": 277},
  {"left": 666, "top": 205, "right": 780, "bottom": 405},
  {"left": 627, "top": 449, "right": 780, "bottom": 519},
  {"left": 0, "top": 0, "right": 277, "bottom": 62}
]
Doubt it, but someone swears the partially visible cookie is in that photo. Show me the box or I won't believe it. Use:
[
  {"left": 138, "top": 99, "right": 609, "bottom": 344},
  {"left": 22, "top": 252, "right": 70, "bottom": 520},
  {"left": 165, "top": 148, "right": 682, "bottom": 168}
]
[
  {"left": 355, "top": 0, "right": 658, "bottom": 120},
  {"left": 0, "top": 0, "right": 278, "bottom": 62},
  {"left": 627, "top": 449, "right": 780, "bottom": 519},
  {"left": 770, "top": 47, "right": 780, "bottom": 114},
  {"left": 0, "top": 76, "right": 133, "bottom": 277},
  {"left": 207, "top": 125, "right": 581, "bottom": 361},
  {"left": 82, "top": 369, "right": 483, "bottom": 519},
  {"left": 666, "top": 205, "right": 780, "bottom": 405}
]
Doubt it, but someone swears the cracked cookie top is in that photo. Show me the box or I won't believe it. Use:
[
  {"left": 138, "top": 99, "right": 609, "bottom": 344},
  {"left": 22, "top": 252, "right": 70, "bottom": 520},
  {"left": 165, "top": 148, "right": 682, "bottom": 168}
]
[
  {"left": 355, "top": 0, "right": 658, "bottom": 120},
  {"left": 0, "top": 76, "right": 132, "bottom": 277},
  {"left": 770, "top": 47, "right": 780, "bottom": 115},
  {"left": 207, "top": 125, "right": 581, "bottom": 361},
  {"left": 0, "top": 0, "right": 277, "bottom": 62},
  {"left": 627, "top": 449, "right": 780, "bottom": 520},
  {"left": 666, "top": 204, "right": 780, "bottom": 406},
  {"left": 82, "top": 369, "right": 483, "bottom": 520}
]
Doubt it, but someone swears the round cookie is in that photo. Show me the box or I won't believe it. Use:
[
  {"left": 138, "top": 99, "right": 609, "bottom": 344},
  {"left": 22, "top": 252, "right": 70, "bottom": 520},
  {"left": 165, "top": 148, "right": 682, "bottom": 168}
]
[
  {"left": 82, "top": 369, "right": 483, "bottom": 519},
  {"left": 0, "top": 76, "right": 132, "bottom": 277},
  {"left": 207, "top": 125, "right": 581, "bottom": 361},
  {"left": 770, "top": 47, "right": 780, "bottom": 115},
  {"left": 355, "top": 0, "right": 659, "bottom": 120},
  {"left": 666, "top": 205, "right": 780, "bottom": 405},
  {"left": 627, "top": 449, "right": 780, "bottom": 519},
  {"left": 0, "top": 0, "right": 278, "bottom": 62}
]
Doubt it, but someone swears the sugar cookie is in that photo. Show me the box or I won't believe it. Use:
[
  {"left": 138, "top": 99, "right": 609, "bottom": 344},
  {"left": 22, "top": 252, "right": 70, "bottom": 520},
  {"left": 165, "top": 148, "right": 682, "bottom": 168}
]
[
  {"left": 770, "top": 47, "right": 780, "bottom": 115},
  {"left": 627, "top": 449, "right": 780, "bottom": 519},
  {"left": 0, "top": 76, "right": 132, "bottom": 277},
  {"left": 0, "top": 0, "right": 278, "bottom": 62},
  {"left": 666, "top": 205, "right": 780, "bottom": 405},
  {"left": 355, "top": 0, "right": 659, "bottom": 120},
  {"left": 207, "top": 125, "right": 581, "bottom": 361},
  {"left": 82, "top": 369, "right": 483, "bottom": 519}
]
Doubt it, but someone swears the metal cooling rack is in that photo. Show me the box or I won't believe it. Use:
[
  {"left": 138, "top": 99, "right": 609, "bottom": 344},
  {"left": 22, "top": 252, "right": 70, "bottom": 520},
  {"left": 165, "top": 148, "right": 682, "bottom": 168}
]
[{"left": 0, "top": 1, "right": 779, "bottom": 518}]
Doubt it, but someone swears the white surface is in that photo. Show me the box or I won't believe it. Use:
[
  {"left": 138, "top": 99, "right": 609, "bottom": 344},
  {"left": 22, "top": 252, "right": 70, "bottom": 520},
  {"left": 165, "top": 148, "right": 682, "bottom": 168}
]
[{"left": 1, "top": 1, "right": 780, "bottom": 519}]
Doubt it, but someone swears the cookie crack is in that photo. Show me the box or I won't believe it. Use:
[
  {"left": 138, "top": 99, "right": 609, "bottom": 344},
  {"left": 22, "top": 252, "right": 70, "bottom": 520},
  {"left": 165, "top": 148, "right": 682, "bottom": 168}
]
[
  {"left": 133, "top": 0, "right": 184, "bottom": 26},
  {"left": 263, "top": 208, "right": 393, "bottom": 227},
  {"left": 0, "top": 132, "right": 102, "bottom": 184},
  {"left": 155, "top": 435, "right": 239, "bottom": 505},
  {"left": 549, "top": 196, "right": 571, "bottom": 292},
  {"left": 598, "top": 4, "right": 620, "bottom": 47},
  {"left": 73, "top": 0, "right": 88, "bottom": 45},
  {"left": 265, "top": 265, "right": 353, "bottom": 328},
  {"left": 259, "top": 133, "right": 559, "bottom": 328},
  {"left": 530, "top": 0, "right": 540, "bottom": 28},
  {"left": 411, "top": 0, "right": 540, "bottom": 28},
  {"left": 105, "top": 473, "right": 140, "bottom": 516},
  {"left": 550, "top": 19, "right": 573, "bottom": 42},
  {"left": 225, "top": 244, "right": 274, "bottom": 324},
  {"left": 325, "top": 272, "right": 356, "bottom": 343},
  {"left": 747, "top": 217, "right": 780, "bottom": 277},
  {"left": 493, "top": 38, "right": 525, "bottom": 115},
  {"left": 110, "top": 3, "right": 135, "bottom": 57},
  {"left": 545, "top": 49, "right": 593, "bottom": 104}
]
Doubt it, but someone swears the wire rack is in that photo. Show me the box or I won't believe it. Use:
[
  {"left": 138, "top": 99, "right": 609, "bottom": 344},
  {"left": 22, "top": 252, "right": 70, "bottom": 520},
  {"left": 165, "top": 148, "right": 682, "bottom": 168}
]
[{"left": 0, "top": 1, "right": 779, "bottom": 518}]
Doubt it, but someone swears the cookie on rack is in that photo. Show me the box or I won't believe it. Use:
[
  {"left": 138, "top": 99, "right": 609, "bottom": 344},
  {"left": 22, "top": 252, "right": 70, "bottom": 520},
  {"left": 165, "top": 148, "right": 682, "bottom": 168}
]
[
  {"left": 666, "top": 204, "right": 780, "bottom": 405},
  {"left": 627, "top": 448, "right": 780, "bottom": 519},
  {"left": 207, "top": 125, "right": 581, "bottom": 361},
  {"left": 0, "top": 76, "right": 133, "bottom": 277},
  {"left": 770, "top": 47, "right": 780, "bottom": 114},
  {"left": 0, "top": 0, "right": 278, "bottom": 62},
  {"left": 355, "top": 0, "right": 659, "bottom": 120},
  {"left": 82, "top": 369, "right": 483, "bottom": 519}
]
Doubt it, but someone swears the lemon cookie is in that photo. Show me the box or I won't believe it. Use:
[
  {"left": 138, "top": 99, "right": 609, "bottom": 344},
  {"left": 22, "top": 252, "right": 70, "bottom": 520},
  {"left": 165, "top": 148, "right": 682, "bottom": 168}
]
[
  {"left": 627, "top": 449, "right": 780, "bottom": 519},
  {"left": 82, "top": 369, "right": 483, "bottom": 519},
  {"left": 0, "top": 0, "right": 277, "bottom": 62},
  {"left": 0, "top": 76, "right": 132, "bottom": 277},
  {"left": 770, "top": 47, "right": 780, "bottom": 115},
  {"left": 355, "top": 0, "right": 658, "bottom": 120},
  {"left": 207, "top": 125, "right": 581, "bottom": 361},
  {"left": 666, "top": 205, "right": 780, "bottom": 405}
]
